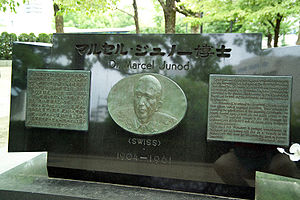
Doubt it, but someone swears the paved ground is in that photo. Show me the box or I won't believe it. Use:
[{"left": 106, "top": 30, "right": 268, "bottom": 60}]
[{"left": 0, "top": 66, "right": 11, "bottom": 152}]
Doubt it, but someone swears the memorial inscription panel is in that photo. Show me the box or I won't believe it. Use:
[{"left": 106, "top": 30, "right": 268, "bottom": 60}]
[
  {"left": 25, "top": 69, "right": 90, "bottom": 131},
  {"left": 207, "top": 75, "right": 292, "bottom": 146}
]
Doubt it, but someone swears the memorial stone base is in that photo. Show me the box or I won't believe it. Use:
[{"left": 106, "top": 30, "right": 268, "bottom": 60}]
[{"left": 0, "top": 152, "right": 240, "bottom": 200}]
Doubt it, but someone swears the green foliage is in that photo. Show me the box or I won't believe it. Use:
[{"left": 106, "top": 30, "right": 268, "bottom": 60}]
[
  {"left": 59, "top": 0, "right": 188, "bottom": 34},
  {"left": 18, "top": 33, "right": 42, "bottom": 42},
  {"left": 235, "top": 0, "right": 299, "bottom": 37},
  {"left": 10, "top": 32, "right": 17, "bottom": 41},
  {"left": 175, "top": 15, "right": 188, "bottom": 33},
  {"left": 112, "top": 10, "right": 134, "bottom": 28},
  {"left": 49, "top": 34, "right": 53, "bottom": 43},
  {"left": 18, "top": 33, "right": 30, "bottom": 42},
  {"left": 37, "top": 33, "right": 51, "bottom": 43},
  {"left": 0, "top": 32, "right": 17, "bottom": 59},
  {"left": 64, "top": 8, "right": 133, "bottom": 29},
  {"left": 0, "top": 32, "right": 52, "bottom": 60},
  {"left": 141, "top": 27, "right": 163, "bottom": 33},
  {"left": 180, "top": 0, "right": 300, "bottom": 46},
  {"left": 201, "top": 21, "right": 241, "bottom": 33},
  {"left": 28, "top": 33, "right": 37, "bottom": 42},
  {"left": 140, "top": 2, "right": 187, "bottom": 33},
  {"left": 53, "top": 0, "right": 120, "bottom": 33},
  {"left": 0, "top": 0, "right": 25, "bottom": 13},
  {"left": 144, "top": 15, "right": 164, "bottom": 33},
  {"left": 54, "top": 0, "right": 119, "bottom": 16}
]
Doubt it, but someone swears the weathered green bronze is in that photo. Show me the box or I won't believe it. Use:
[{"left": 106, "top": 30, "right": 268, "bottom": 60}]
[
  {"left": 207, "top": 75, "right": 292, "bottom": 146},
  {"left": 108, "top": 74, "right": 187, "bottom": 135},
  {"left": 25, "top": 69, "right": 90, "bottom": 131}
]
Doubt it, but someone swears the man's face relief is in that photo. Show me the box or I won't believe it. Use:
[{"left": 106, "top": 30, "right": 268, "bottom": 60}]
[{"left": 134, "top": 76, "right": 161, "bottom": 123}]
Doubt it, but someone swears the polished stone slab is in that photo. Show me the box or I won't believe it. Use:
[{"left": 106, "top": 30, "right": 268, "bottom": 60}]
[
  {"left": 0, "top": 152, "right": 241, "bottom": 200},
  {"left": 8, "top": 35, "right": 300, "bottom": 198},
  {"left": 0, "top": 152, "right": 46, "bottom": 175},
  {"left": 255, "top": 171, "right": 300, "bottom": 200}
]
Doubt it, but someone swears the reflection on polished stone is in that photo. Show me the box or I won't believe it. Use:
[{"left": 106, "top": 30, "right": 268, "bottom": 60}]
[
  {"left": 0, "top": 152, "right": 239, "bottom": 200},
  {"left": 7, "top": 35, "right": 300, "bottom": 198}
]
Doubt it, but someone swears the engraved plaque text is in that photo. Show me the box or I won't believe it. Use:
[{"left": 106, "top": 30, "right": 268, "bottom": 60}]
[
  {"left": 207, "top": 75, "right": 292, "bottom": 146},
  {"left": 25, "top": 69, "right": 90, "bottom": 131}
]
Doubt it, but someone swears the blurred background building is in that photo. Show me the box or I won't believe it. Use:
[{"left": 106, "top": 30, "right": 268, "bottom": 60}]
[{"left": 0, "top": 0, "right": 54, "bottom": 34}]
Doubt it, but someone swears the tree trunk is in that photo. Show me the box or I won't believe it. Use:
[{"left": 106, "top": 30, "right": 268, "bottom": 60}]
[
  {"left": 191, "top": 12, "right": 202, "bottom": 33},
  {"left": 55, "top": 15, "right": 64, "bottom": 33},
  {"left": 159, "top": 0, "right": 176, "bottom": 33},
  {"left": 175, "top": 4, "right": 203, "bottom": 33},
  {"left": 297, "top": 23, "right": 300, "bottom": 45},
  {"left": 54, "top": 3, "right": 64, "bottom": 33},
  {"left": 132, "top": 0, "right": 140, "bottom": 34},
  {"left": 273, "top": 14, "right": 282, "bottom": 47},
  {"left": 191, "top": 24, "right": 199, "bottom": 33},
  {"left": 165, "top": 0, "right": 176, "bottom": 33},
  {"left": 200, "top": 12, "right": 203, "bottom": 33},
  {"left": 297, "top": 32, "right": 300, "bottom": 45},
  {"left": 267, "top": 33, "right": 272, "bottom": 48}
]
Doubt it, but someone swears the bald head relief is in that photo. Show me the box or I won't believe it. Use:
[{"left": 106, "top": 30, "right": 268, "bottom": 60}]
[{"left": 134, "top": 75, "right": 162, "bottom": 123}]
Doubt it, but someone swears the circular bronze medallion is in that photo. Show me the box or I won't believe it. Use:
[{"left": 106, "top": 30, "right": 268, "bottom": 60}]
[{"left": 108, "top": 73, "right": 187, "bottom": 135}]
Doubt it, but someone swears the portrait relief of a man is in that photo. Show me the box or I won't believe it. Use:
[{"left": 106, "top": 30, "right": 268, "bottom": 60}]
[
  {"left": 108, "top": 74, "right": 187, "bottom": 135},
  {"left": 131, "top": 75, "right": 177, "bottom": 133}
]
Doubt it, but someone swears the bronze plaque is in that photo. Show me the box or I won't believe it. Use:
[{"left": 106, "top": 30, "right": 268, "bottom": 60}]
[
  {"left": 25, "top": 69, "right": 90, "bottom": 131},
  {"left": 107, "top": 74, "right": 187, "bottom": 135},
  {"left": 207, "top": 75, "right": 292, "bottom": 146}
]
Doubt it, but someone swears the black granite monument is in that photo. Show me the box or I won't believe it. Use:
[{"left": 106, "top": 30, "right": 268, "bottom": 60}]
[{"left": 8, "top": 34, "right": 300, "bottom": 199}]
